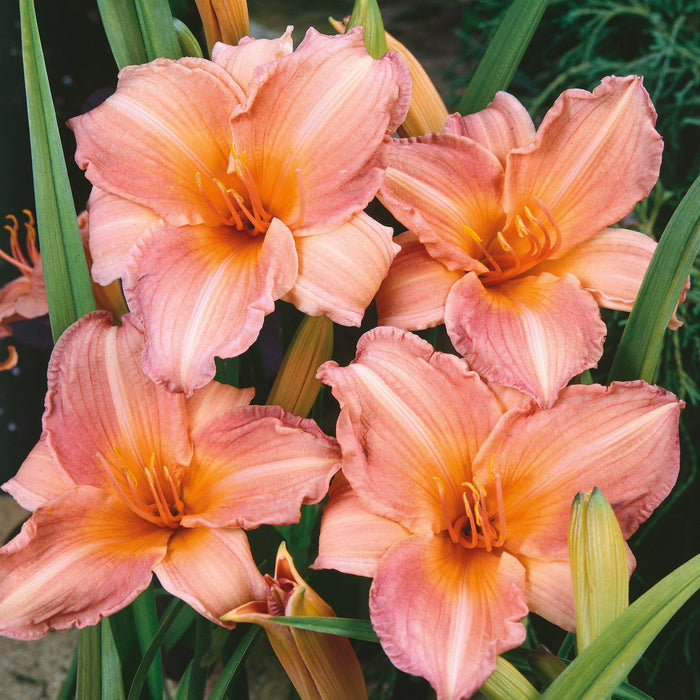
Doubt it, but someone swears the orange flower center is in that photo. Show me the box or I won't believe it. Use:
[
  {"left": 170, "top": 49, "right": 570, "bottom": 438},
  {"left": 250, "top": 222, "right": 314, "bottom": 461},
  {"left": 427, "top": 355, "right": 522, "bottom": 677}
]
[
  {"left": 100, "top": 449, "right": 185, "bottom": 529},
  {"left": 434, "top": 471, "right": 506, "bottom": 552},
  {"left": 464, "top": 198, "right": 561, "bottom": 286},
  {"left": 1, "top": 210, "right": 40, "bottom": 279},
  {"left": 196, "top": 147, "right": 306, "bottom": 236}
]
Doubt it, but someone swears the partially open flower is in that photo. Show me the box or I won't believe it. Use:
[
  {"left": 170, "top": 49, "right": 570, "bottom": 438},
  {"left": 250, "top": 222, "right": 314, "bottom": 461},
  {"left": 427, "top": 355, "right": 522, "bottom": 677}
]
[{"left": 222, "top": 542, "right": 367, "bottom": 700}]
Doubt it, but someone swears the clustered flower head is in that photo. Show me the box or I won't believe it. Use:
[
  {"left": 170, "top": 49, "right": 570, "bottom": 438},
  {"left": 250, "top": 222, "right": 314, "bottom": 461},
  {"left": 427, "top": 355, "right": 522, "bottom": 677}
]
[{"left": 0, "top": 19, "right": 686, "bottom": 700}]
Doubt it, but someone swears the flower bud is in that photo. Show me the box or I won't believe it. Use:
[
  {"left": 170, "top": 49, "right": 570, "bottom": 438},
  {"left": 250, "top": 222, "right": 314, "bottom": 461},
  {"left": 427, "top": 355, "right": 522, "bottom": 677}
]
[
  {"left": 267, "top": 315, "right": 333, "bottom": 418},
  {"left": 479, "top": 656, "right": 540, "bottom": 700},
  {"left": 346, "top": 0, "right": 387, "bottom": 58},
  {"left": 194, "top": 0, "right": 250, "bottom": 54},
  {"left": 568, "top": 487, "right": 629, "bottom": 652},
  {"left": 222, "top": 543, "right": 367, "bottom": 700}
]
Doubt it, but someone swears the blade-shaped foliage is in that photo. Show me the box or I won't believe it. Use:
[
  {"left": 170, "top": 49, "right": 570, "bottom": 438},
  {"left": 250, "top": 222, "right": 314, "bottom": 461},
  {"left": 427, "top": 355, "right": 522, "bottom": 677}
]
[{"left": 20, "top": 0, "right": 95, "bottom": 342}]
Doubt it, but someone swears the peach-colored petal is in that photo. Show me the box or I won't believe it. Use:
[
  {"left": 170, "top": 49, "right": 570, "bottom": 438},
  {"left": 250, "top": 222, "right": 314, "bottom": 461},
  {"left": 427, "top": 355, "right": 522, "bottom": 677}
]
[
  {"left": 85, "top": 187, "right": 163, "bottom": 285},
  {"left": 313, "top": 473, "right": 410, "bottom": 578},
  {"left": 211, "top": 28, "right": 293, "bottom": 91},
  {"left": 181, "top": 405, "right": 339, "bottom": 528},
  {"left": 518, "top": 556, "right": 575, "bottom": 631},
  {"left": 370, "top": 537, "right": 527, "bottom": 700},
  {"left": 535, "top": 227, "right": 686, "bottom": 329},
  {"left": 45, "top": 313, "right": 192, "bottom": 488},
  {"left": 445, "top": 272, "right": 606, "bottom": 407},
  {"left": 186, "top": 381, "right": 255, "bottom": 436},
  {"left": 125, "top": 219, "right": 297, "bottom": 394},
  {"left": 70, "top": 57, "right": 245, "bottom": 227},
  {"left": 2, "top": 436, "right": 75, "bottom": 511},
  {"left": 153, "top": 526, "right": 267, "bottom": 626},
  {"left": 317, "top": 327, "right": 504, "bottom": 534},
  {"left": 230, "top": 28, "right": 411, "bottom": 235},
  {"left": 473, "top": 381, "right": 681, "bottom": 561},
  {"left": 0, "top": 488, "right": 170, "bottom": 640},
  {"left": 282, "top": 212, "right": 397, "bottom": 326},
  {"left": 444, "top": 92, "right": 536, "bottom": 167},
  {"left": 378, "top": 133, "right": 503, "bottom": 271},
  {"left": 375, "top": 231, "right": 461, "bottom": 330},
  {"left": 0, "top": 277, "right": 31, "bottom": 323},
  {"left": 504, "top": 76, "right": 663, "bottom": 255}
]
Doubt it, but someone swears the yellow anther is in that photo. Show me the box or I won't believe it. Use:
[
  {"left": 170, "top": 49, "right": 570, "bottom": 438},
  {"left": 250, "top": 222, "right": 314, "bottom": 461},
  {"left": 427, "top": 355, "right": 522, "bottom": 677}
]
[{"left": 463, "top": 224, "right": 483, "bottom": 244}]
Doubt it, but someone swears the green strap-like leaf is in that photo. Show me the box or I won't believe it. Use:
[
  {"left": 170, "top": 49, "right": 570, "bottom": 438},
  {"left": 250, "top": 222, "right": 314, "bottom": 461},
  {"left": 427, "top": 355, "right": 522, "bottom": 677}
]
[
  {"left": 457, "top": 0, "right": 549, "bottom": 114},
  {"left": 134, "top": 0, "right": 182, "bottom": 61},
  {"left": 95, "top": 0, "right": 147, "bottom": 69},
  {"left": 133, "top": 587, "right": 164, "bottom": 700},
  {"left": 208, "top": 626, "right": 262, "bottom": 700},
  {"left": 127, "top": 599, "right": 187, "bottom": 700},
  {"left": 76, "top": 624, "right": 102, "bottom": 700},
  {"left": 101, "top": 620, "right": 126, "bottom": 700},
  {"left": 269, "top": 615, "right": 380, "bottom": 643},
  {"left": 20, "top": 0, "right": 95, "bottom": 342},
  {"left": 542, "top": 553, "right": 700, "bottom": 699},
  {"left": 609, "top": 175, "right": 700, "bottom": 383}
]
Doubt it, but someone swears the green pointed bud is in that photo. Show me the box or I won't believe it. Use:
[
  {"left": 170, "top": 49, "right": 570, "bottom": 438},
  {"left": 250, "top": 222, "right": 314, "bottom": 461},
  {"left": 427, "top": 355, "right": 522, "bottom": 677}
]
[
  {"left": 173, "top": 18, "right": 204, "bottom": 58},
  {"left": 347, "top": 0, "right": 388, "bottom": 58},
  {"left": 267, "top": 315, "right": 333, "bottom": 418},
  {"left": 569, "top": 487, "right": 629, "bottom": 653},
  {"left": 527, "top": 645, "right": 567, "bottom": 686},
  {"left": 479, "top": 656, "right": 541, "bottom": 700}
]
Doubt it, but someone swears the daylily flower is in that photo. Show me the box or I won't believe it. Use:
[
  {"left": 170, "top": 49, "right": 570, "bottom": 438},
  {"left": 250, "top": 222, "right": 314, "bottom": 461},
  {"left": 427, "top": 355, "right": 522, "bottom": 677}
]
[
  {"left": 69, "top": 28, "right": 410, "bottom": 394},
  {"left": 314, "top": 327, "right": 681, "bottom": 700},
  {"left": 222, "top": 542, "right": 367, "bottom": 700},
  {"left": 0, "top": 312, "right": 340, "bottom": 639},
  {"left": 376, "top": 76, "right": 668, "bottom": 406}
]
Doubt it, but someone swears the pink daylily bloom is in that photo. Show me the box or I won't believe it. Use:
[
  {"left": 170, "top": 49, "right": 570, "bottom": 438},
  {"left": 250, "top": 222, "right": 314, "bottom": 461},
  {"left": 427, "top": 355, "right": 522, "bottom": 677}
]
[
  {"left": 314, "top": 327, "right": 681, "bottom": 700},
  {"left": 69, "top": 28, "right": 410, "bottom": 394},
  {"left": 0, "top": 312, "right": 340, "bottom": 640},
  {"left": 377, "top": 76, "right": 667, "bottom": 406}
]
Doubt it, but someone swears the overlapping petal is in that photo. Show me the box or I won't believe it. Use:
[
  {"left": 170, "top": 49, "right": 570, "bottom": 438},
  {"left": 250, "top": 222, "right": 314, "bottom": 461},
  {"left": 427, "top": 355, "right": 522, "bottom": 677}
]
[
  {"left": 445, "top": 272, "right": 606, "bottom": 407},
  {"left": 153, "top": 527, "right": 267, "bottom": 625},
  {"left": 70, "top": 58, "right": 245, "bottom": 227},
  {"left": 45, "top": 313, "right": 192, "bottom": 487},
  {"left": 211, "top": 27, "right": 293, "bottom": 91},
  {"left": 534, "top": 227, "right": 685, "bottom": 328},
  {"left": 379, "top": 133, "right": 503, "bottom": 270},
  {"left": 2, "top": 437, "right": 74, "bottom": 511},
  {"left": 0, "top": 488, "right": 170, "bottom": 640},
  {"left": 375, "top": 231, "right": 461, "bottom": 329},
  {"left": 181, "top": 406, "right": 339, "bottom": 528},
  {"left": 125, "top": 219, "right": 297, "bottom": 394},
  {"left": 317, "top": 327, "right": 504, "bottom": 533},
  {"left": 85, "top": 187, "right": 162, "bottom": 285},
  {"left": 370, "top": 537, "right": 527, "bottom": 700},
  {"left": 504, "top": 76, "right": 663, "bottom": 255},
  {"left": 314, "top": 473, "right": 410, "bottom": 578},
  {"left": 230, "top": 28, "right": 411, "bottom": 235},
  {"left": 444, "top": 91, "right": 535, "bottom": 167},
  {"left": 282, "top": 212, "right": 398, "bottom": 325},
  {"left": 473, "top": 381, "right": 682, "bottom": 560}
]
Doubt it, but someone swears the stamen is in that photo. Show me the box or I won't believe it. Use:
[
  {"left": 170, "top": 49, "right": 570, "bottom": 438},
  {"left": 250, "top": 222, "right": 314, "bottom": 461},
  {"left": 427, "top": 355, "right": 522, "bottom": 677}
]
[
  {"left": 463, "top": 225, "right": 502, "bottom": 274},
  {"left": 98, "top": 448, "right": 184, "bottom": 529},
  {"left": 1, "top": 212, "right": 38, "bottom": 275},
  {"left": 433, "top": 471, "right": 507, "bottom": 551}
]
